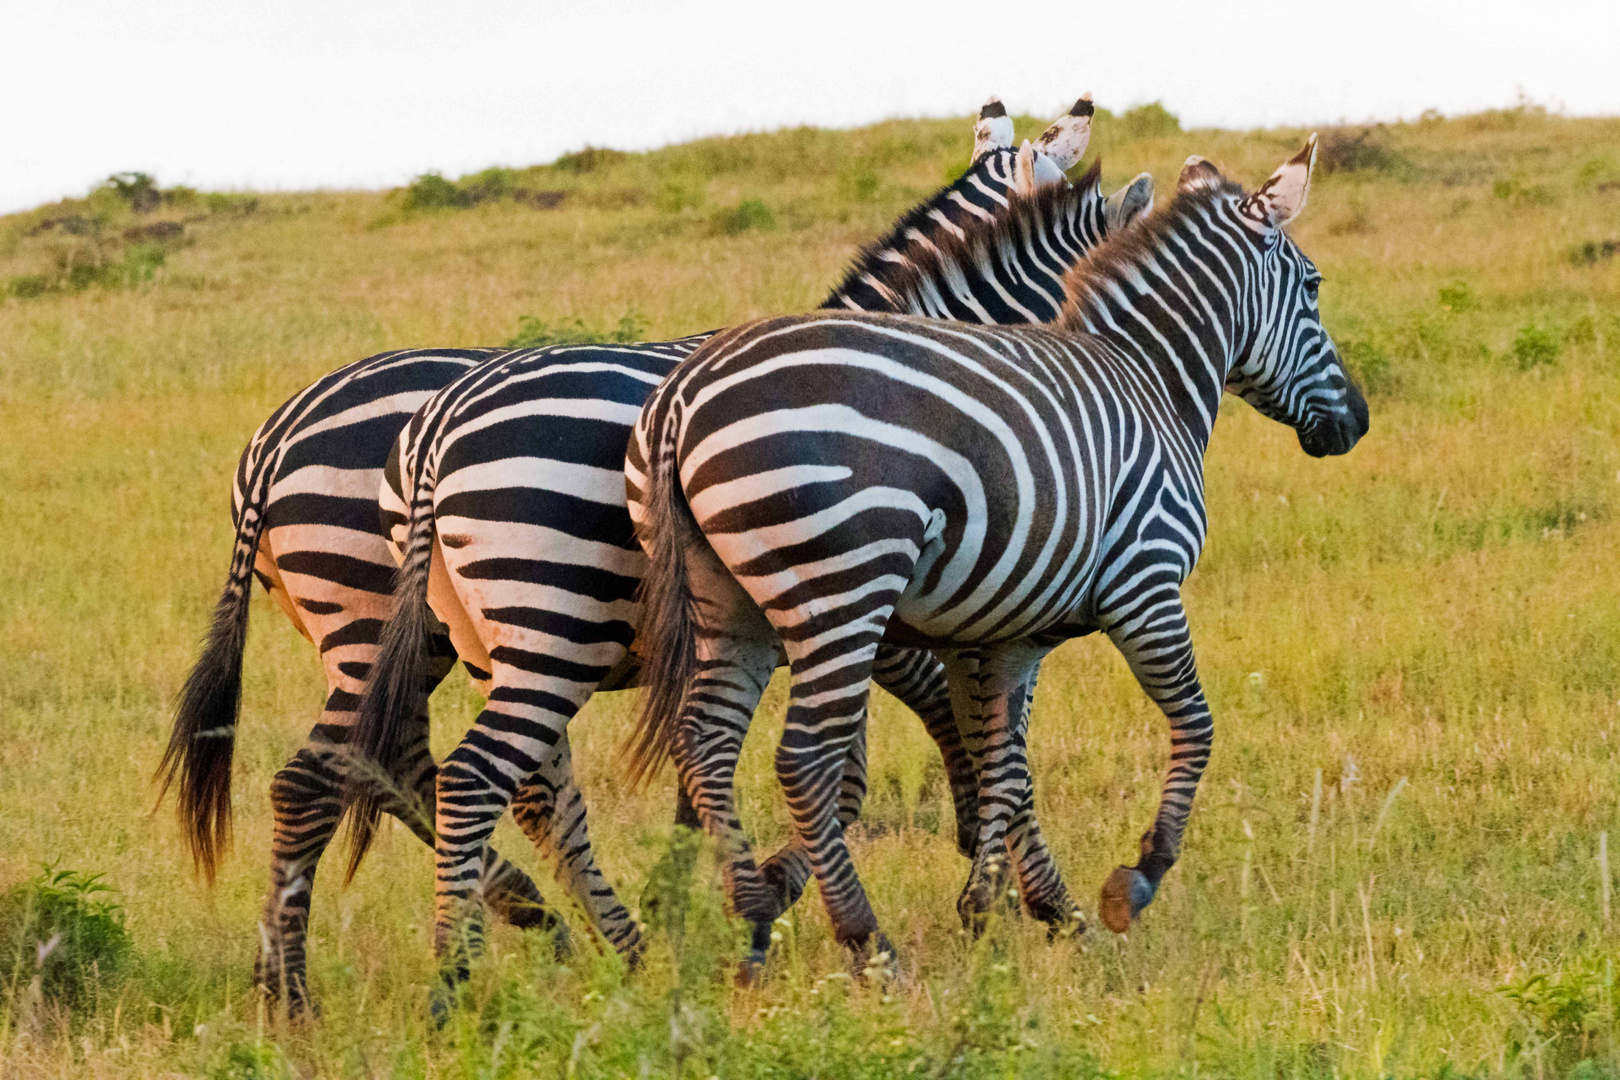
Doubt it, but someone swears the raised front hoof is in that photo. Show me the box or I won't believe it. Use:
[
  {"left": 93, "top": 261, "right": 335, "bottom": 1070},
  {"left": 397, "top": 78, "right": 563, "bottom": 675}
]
[
  {"left": 1099, "top": 866, "right": 1155, "bottom": 934},
  {"left": 848, "top": 933, "right": 900, "bottom": 985}
]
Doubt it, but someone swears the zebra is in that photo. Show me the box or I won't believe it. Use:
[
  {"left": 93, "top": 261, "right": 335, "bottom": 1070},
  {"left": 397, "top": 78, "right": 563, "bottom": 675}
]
[
  {"left": 623, "top": 137, "right": 1369, "bottom": 972},
  {"left": 155, "top": 96, "right": 1104, "bottom": 1011},
  {"left": 346, "top": 107, "right": 1156, "bottom": 987}
]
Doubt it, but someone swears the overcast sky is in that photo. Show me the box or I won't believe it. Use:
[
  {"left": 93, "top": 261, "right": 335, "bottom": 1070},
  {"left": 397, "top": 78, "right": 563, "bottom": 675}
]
[{"left": 7, "top": 0, "right": 1617, "bottom": 214}]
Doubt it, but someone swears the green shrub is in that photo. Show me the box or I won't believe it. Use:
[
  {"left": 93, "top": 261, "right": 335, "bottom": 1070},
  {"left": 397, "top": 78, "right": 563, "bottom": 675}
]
[
  {"left": 0, "top": 866, "right": 132, "bottom": 1010},
  {"left": 103, "top": 172, "right": 162, "bottom": 213},
  {"left": 838, "top": 163, "right": 882, "bottom": 203},
  {"left": 710, "top": 197, "right": 775, "bottom": 236},
  {"left": 1493, "top": 176, "right": 1553, "bottom": 206},
  {"left": 401, "top": 171, "right": 471, "bottom": 212},
  {"left": 1119, "top": 101, "right": 1181, "bottom": 139},
  {"left": 1438, "top": 280, "right": 1475, "bottom": 312},
  {"left": 1512, "top": 323, "right": 1560, "bottom": 368},
  {"left": 1570, "top": 239, "right": 1619, "bottom": 266},
  {"left": 1319, "top": 126, "right": 1411, "bottom": 177},
  {"left": 655, "top": 179, "right": 706, "bottom": 214},
  {"left": 6, "top": 274, "right": 51, "bottom": 299},
  {"left": 551, "top": 146, "right": 627, "bottom": 174},
  {"left": 506, "top": 312, "right": 644, "bottom": 349}
]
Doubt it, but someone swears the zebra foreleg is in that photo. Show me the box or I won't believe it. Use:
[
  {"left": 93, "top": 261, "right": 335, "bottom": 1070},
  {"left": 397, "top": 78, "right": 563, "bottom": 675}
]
[{"left": 1099, "top": 596, "right": 1213, "bottom": 933}]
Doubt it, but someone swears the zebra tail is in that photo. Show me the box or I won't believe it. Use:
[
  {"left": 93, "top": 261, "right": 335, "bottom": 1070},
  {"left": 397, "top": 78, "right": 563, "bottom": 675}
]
[
  {"left": 156, "top": 475, "right": 267, "bottom": 884},
  {"left": 623, "top": 406, "right": 699, "bottom": 789},
  {"left": 343, "top": 474, "right": 438, "bottom": 883}
]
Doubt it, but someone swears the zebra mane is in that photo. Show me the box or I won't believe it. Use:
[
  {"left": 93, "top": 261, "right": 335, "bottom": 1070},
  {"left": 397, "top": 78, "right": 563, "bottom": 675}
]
[
  {"left": 819, "top": 150, "right": 1019, "bottom": 308},
  {"left": 874, "top": 157, "right": 1106, "bottom": 316},
  {"left": 1056, "top": 177, "right": 1247, "bottom": 334}
]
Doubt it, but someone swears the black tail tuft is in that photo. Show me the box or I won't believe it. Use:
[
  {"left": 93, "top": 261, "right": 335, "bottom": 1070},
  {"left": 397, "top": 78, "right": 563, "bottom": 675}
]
[
  {"left": 342, "top": 495, "right": 438, "bottom": 882},
  {"left": 157, "top": 500, "right": 264, "bottom": 883},
  {"left": 622, "top": 405, "right": 699, "bottom": 789}
]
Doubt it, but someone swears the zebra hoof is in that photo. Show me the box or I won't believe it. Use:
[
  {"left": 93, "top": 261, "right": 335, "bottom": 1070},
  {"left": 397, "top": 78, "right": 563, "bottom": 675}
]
[
  {"left": 851, "top": 933, "right": 900, "bottom": 984},
  {"left": 1040, "top": 905, "right": 1088, "bottom": 941},
  {"left": 1099, "top": 866, "right": 1154, "bottom": 934}
]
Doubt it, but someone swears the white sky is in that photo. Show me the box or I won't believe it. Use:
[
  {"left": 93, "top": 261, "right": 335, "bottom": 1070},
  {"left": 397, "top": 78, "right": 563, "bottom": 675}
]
[{"left": 7, "top": 0, "right": 1618, "bottom": 214}]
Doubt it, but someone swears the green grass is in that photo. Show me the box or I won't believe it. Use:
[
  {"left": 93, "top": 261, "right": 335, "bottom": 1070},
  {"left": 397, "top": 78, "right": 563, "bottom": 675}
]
[{"left": 1, "top": 103, "right": 1619, "bottom": 1077}]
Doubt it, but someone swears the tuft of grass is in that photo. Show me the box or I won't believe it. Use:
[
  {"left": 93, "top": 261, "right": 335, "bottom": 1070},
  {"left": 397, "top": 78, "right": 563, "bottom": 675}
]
[
  {"left": 709, "top": 197, "right": 775, "bottom": 235},
  {"left": 0, "top": 865, "right": 132, "bottom": 1014},
  {"left": 1513, "top": 323, "right": 1560, "bottom": 368},
  {"left": 506, "top": 312, "right": 644, "bottom": 349}
]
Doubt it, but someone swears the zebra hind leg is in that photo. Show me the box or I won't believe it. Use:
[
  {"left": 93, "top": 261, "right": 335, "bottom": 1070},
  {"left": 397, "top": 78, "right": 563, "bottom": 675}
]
[
  {"left": 951, "top": 646, "right": 1078, "bottom": 936},
  {"left": 775, "top": 638, "right": 899, "bottom": 979},
  {"left": 670, "top": 635, "right": 782, "bottom": 983},
  {"left": 509, "top": 733, "right": 642, "bottom": 963}
]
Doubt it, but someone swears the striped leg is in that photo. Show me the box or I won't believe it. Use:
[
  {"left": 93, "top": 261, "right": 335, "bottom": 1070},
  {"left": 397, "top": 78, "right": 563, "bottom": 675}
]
[
  {"left": 775, "top": 635, "right": 893, "bottom": 969},
  {"left": 431, "top": 669, "right": 640, "bottom": 993},
  {"left": 752, "top": 646, "right": 978, "bottom": 917},
  {"left": 670, "top": 637, "right": 783, "bottom": 968},
  {"left": 1098, "top": 595, "right": 1213, "bottom": 933},
  {"left": 253, "top": 571, "right": 558, "bottom": 1014},
  {"left": 508, "top": 732, "right": 639, "bottom": 955},
  {"left": 952, "top": 646, "right": 1079, "bottom": 934},
  {"left": 999, "top": 667, "right": 1082, "bottom": 932}
]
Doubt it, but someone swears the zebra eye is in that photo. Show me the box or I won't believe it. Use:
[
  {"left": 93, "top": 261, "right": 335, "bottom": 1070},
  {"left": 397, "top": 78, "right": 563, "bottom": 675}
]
[{"left": 1304, "top": 276, "right": 1321, "bottom": 300}]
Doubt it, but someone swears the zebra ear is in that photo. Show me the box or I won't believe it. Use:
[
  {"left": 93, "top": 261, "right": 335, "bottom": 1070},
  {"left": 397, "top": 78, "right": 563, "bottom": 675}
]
[
  {"left": 972, "top": 96, "right": 1015, "bottom": 162},
  {"left": 1243, "top": 134, "right": 1318, "bottom": 228},
  {"left": 1105, "top": 171, "right": 1155, "bottom": 230},
  {"left": 1178, "top": 156, "right": 1225, "bottom": 193},
  {"left": 1012, "top": 139, "right": 1067, "bottom": 195},
  {"left": 1032, "top": 93, "right": 1094, "bottom": 171}
]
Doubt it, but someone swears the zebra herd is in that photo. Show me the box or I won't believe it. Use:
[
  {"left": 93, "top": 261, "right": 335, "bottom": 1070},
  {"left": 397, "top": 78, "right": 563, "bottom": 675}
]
[{"left": 158, "top": 93, "right": 1366, "bottom": 1013}]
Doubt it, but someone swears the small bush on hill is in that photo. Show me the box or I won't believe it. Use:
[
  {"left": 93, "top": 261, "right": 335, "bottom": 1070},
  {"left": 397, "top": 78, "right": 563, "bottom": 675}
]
[
  {"left": 551, "top": 146, "right": 628, "bottom": 174},
  {"left": 1319, "top": 126, "right": 1411, "bottom": 177},
  {"left": 398, "top": 168, "right": 567, "bottom": 215},
  {"left": 1513, "top": 324, "right": 1560, "bottom": 369},
  {"left": 710, "top": 198, "right": 774, "bottom": 235},
  {"left": 0, "top": 865, "right": 132, "bottom": 1011},
  {"left": 506, "top": 312, "right": 644, "bottom": 349},
  {"left": 1438, "top": 281, "right": 1475, "bottom": 312},
  {"left": 1119, "top": 101, "right": 1181, "bottom": 139}
]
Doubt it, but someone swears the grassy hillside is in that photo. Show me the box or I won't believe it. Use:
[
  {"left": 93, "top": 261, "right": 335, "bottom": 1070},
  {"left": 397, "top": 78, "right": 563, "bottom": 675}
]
[{"left": 1, "top": 102, "right": 1618, "bottom": 1077}]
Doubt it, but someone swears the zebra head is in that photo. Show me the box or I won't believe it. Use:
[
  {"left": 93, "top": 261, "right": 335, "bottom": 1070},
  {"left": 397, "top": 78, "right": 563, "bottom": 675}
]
[{"left": 1208, "top": 137, "right": 1370, "bottom": 458}]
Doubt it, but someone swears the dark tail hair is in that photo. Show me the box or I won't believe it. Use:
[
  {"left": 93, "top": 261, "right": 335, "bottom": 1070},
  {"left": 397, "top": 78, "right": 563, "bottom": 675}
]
[
  {"left": 622, "top": 405, "right": 699, "bottom": 789},
  {"left": 341, "top": 469, "right": 439, "bottom": 883},
  {"left": 155, "top": 477, "right": 268, "bottom": 884}
]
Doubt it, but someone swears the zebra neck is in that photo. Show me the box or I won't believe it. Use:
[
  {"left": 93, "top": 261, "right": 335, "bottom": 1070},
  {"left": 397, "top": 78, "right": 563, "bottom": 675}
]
[{"left": 1066, "top": 205, "right": 1256, "bottom": 451}]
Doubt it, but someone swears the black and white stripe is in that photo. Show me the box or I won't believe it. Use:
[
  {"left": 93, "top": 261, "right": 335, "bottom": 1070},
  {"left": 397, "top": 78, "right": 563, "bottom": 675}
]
[
  {"left": 624, "top": 137, "right": 1369, "bottom": 969},
  {"left": 160, "top": 97, "right": 1100, "bottom": 1009},
  {"left": 157, "top": 347, "right": 568, "bottom": 1012},
  {"left": 348, "top": 106, "right": 1155, "bottom": 982}
]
